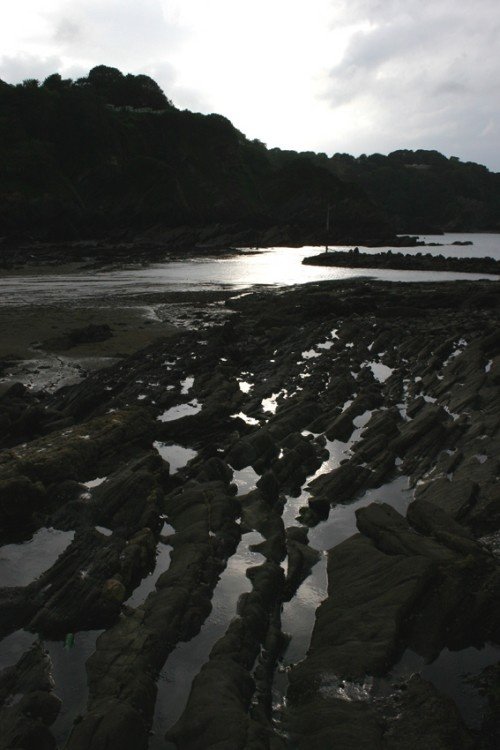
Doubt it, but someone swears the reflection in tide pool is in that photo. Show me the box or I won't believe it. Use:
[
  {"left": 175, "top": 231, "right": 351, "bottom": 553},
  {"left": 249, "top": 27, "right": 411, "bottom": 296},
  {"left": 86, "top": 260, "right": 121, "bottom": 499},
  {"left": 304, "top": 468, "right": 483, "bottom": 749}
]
[
  {"left": 83, "top": 476, "right": 107, "bottom": 489},
  {"left": 180, "top": 376, "right": 194, "bottom": 394},
  {"left": 0, "top": 528, "right": 75, "bottom": 588},
  {"left": 283, "top": 410, "right": 372, "bottom": 528},
  {"left": 367, "top": 360, "right": 394, "bottom": 383},
  {"left": 153, "top": 441, "right": 197, "bottom": 473},
  {"left": 127, "top": 521, "right": 175, "bottom": 607},
  {"left": 231, "top": 411, "right": 260, "bottom": 426},
  {"left": 262, "top": 389, "right": 287, "bottom": 414},
  {"left": 46, "top": 630, "right": 104, "bottom": 746},
  {"left": 280, "top": 475, "right": 413, "bottom": 662},
  {"left": 126, "top": 546, "right": 173, "bottom": 607},
  {"left": 157, "top": 400, "right": 202, "bottom": 422},
  {"left": 151, "top": 531, "right": 264, "bottom": 749},
  {"left": 232, "top": 465, "right": 260, "bottom": 496},
  {"left": 308, "top": 474, "right": 412, "bottom": 552},
  {"left": 238, "top": 380, "right": 253, "bottom": 394},
  {"left": 0, "top": 628, "right": 103, "bottom": 748},
  {"left": 391, "top": 643, "right": 500, "bottom": 729},
  {"left": 281, "top": 553, "right": 327, "bottom": 665}
]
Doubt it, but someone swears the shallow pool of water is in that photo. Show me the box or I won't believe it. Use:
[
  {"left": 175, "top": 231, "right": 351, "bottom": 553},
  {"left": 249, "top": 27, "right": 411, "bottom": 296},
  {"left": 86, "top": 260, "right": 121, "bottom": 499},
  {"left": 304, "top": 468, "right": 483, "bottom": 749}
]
[
  {"left": 150, "top": 531, "right": 264, "bottom": 748},
  {"left": 46, "top": 629, "right": 104, "bottom": 746},
  {"left": 232, "top": 465, "right": 260, "bottom": 495},
  {"left": 153, "top": 442, "right": 197, "bottom": 473},
  {"left": 0, "top": 528, "right": 75, "bottom": 588},
  {"left": 157, "top": 400, "right": 202, "bottom": 422},
  {"left": 390, "top": 643, "right": 500, "bottom": 729},
  {"left": 308, "top": 474, "right": 412, "bottom": 551},
  {"left": 281, "top": 553, "right": 328, "bottom": 666}
]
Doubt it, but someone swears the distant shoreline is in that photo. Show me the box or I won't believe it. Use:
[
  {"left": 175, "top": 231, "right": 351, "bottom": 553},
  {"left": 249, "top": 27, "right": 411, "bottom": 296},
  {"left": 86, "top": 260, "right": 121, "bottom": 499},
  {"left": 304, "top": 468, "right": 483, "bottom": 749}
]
[{"left": 0, "top": 230, "right": 483, "bottom": 271}]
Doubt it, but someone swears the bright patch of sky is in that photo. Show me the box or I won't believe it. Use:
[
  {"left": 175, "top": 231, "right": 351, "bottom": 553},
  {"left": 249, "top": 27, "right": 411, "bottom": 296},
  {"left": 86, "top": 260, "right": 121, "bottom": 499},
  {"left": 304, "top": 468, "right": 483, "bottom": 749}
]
[{"left": 0, "top": 0, "right": 499, "bottom": 170}]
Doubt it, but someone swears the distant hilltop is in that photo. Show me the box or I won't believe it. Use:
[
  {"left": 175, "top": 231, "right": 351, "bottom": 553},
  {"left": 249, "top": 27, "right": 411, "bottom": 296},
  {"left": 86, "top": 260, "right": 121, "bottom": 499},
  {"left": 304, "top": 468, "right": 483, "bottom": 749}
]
[{"left": 1, "top": 65, "right": 499, "bottom": 245}]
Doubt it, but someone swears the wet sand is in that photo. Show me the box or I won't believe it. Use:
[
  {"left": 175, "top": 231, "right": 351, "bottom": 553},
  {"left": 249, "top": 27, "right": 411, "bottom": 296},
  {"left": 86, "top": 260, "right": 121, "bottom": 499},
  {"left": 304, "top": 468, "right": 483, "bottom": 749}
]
[
  {"left": 0, "top": 302, "right": 178, "bottom": 392},
  {"left": 0, "top": 277, "right": 239, "bottom": 391},
  {"left": 0, "top": 304, "right": 176, "bottom": 360}
]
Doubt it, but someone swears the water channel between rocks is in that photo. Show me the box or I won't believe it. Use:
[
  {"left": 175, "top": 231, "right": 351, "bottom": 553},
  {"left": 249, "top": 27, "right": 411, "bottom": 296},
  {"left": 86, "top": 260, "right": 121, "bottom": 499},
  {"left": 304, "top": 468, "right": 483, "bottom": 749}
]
[
  {"left": 148, "top": 463, "right": 263, "bottom": 747},
  {"left": 1, "top": 235, "right": 499, "bottom": 311},
  {"left": 281, "top": 475, "right": 413, "bottom": 667},
  {"left": 2, "top": 241, "right": 500, "bottom": 748},
  {"left": 15, "top": 417, "right": 484, "bottom": 746},
  {"left": 1, "top": 411, "right": 496, "bottom": 747},
  {"left": 152, "top": 418, "right": 416, "bottom": 748},
  {"left": 0, "top": 527, "right": 75, "bottom": 588},
  {"left": 46, "top": 630, "right": 104, "bottom": 746},
  {"left": 152, "top": 531, "right": 265, "bottom": 750},
  {"left": 390, "top": 643, "right": 500, "bottom": 730}
]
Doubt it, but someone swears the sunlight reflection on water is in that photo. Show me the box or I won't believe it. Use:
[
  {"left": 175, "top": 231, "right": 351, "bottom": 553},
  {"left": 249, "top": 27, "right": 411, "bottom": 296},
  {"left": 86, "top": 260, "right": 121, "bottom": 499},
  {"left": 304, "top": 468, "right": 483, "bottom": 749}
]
[{"left": 1, "top": 236, "right": 499, "bottom": 306}]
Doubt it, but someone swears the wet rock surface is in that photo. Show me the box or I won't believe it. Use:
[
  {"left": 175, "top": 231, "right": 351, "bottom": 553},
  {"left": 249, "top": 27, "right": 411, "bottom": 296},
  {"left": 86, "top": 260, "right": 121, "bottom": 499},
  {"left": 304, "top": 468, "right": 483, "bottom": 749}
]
[
  {"left": 0, "top": 641, "right": 61, "bottom": 749},
  {"left": 1, "top": 277, "right": 500, "bottom": 748}
]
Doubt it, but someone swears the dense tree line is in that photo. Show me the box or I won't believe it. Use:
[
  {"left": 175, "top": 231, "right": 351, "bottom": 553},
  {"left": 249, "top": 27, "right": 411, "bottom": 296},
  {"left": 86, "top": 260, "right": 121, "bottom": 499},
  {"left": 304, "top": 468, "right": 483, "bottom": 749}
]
[
  {"left": 269, "top": 147, "right": 500, "bottom": 233},
  {"left": 0, "top": 66, "right": 498, "bottom": 241}
]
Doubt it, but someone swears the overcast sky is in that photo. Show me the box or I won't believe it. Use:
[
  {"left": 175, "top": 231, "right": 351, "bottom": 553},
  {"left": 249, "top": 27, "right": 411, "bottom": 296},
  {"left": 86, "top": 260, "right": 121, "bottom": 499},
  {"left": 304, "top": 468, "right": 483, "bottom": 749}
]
[{"left": 1, "top": 0, "right": 499, "bottom": 170}]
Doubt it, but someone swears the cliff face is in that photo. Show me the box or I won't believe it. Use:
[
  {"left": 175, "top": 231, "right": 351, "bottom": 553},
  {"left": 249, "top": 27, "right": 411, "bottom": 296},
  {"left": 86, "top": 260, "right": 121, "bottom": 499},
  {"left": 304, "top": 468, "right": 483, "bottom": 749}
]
[{"left": 0, "top": 68, "right": 386, "bottom": 242}]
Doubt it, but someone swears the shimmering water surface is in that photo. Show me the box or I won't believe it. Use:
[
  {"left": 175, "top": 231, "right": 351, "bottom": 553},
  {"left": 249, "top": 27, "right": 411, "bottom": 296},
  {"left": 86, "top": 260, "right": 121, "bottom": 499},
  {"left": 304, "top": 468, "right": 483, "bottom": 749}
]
[
  {"left": 152, "top": 531, "right": 264, "bottom": 750},
  {"left": 0, "top": 234, "right": 499, "bottom": 306}
]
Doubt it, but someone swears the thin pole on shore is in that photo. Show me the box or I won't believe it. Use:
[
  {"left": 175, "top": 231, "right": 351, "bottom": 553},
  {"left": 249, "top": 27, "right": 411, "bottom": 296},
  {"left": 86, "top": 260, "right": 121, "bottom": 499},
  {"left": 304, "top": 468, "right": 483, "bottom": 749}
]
[{"left": 325, "top": 204, "right": 331, "bottom": 253}]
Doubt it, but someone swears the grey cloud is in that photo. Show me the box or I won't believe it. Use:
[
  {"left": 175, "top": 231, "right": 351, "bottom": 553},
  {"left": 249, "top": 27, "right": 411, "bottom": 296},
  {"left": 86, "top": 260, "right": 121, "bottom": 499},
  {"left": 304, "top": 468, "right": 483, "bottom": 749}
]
[
  {"left": 0, "top": 54, "right": 66, "bottom": 84},
  {"left": 0, "top": 1, "right": 196, "bottom": 110},
  {"left": 140, "top": 61, "right": 211, "bottom": 112},
  {"left": 169, "top": 86, "right": 211, "bottom": 113},
  {"left": 44, "top": 0, "right": 186, "bottom": 69},
  {"left": 431, "top": 81, "right": 470, "bottom": 97},
  {"left": 54, "top": 19, "right": 82, "bottom": 44},
  {"left": 324, "top": 0, "right": 500, "bottom": 169}
]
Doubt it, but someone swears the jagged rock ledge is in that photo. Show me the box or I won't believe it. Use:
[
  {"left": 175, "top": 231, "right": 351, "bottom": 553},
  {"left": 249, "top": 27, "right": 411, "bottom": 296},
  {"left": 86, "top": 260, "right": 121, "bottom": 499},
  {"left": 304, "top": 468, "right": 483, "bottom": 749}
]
[
  {"left": 2, "top": 278, "right": 500, "bottom": 749},
  {"left": 303, "top": 247, "right": 500, "bottom": 275}
]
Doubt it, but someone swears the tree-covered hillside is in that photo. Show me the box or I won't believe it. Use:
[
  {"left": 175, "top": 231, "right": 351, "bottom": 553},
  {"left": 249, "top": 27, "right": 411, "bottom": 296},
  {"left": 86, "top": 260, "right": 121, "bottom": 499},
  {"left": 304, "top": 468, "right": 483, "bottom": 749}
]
[
  {"left": 0, "top": 66, "right": 385, "bottom": 243},
  {"left": 1, "top": 66, "right": 498, "bottom": 243},
  {"left": 269, "top": 148, "right": 500, "bottom": 233}
]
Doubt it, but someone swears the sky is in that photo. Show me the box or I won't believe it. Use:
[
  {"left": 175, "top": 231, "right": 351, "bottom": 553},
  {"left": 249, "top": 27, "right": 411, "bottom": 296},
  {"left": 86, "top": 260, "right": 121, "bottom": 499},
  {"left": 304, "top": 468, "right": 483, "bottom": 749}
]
[{"left": 1, "top": 0, "right": 499, "bottom": 171}]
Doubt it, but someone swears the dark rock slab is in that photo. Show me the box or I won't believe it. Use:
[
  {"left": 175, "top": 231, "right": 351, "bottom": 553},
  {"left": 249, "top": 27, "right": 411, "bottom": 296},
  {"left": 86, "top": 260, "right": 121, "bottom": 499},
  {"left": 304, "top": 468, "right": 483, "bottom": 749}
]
[
  {"left": 226, "top": 429, "right": 278, "bottom": 471},
  {"left": 356, "top": 503, "right": 458, "bottom": 562},
  {"left": 415, "top": 476, "right": 478, "bottom": 520},
  {"left": 289, "top": 534, "right": 434, "bottom": 683},
  {"left": 0, "top": 642, "right": 60, "bottom": 750},
  {"left": 0, "top": 408, "right": 155, "bottom": 530},
  {"left": 65, "top": 479, "right": 240, "bottom": 750},
  {"left": 381, "top": 674, "right": 474, "bottom": 750},
  {"left": 166, "top": 561, "right": 284, "bottom": 750}
]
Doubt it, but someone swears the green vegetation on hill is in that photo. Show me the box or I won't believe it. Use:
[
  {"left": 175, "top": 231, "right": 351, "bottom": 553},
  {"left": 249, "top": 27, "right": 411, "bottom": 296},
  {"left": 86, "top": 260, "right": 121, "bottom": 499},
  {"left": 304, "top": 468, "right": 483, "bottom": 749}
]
[
  {"left": 0, "top": 66, "right": 385, "bottom": 242},
  {"left": 0, "top": 65, "right": 498, "bottom": 242},
  {"left": 269, "top": 148, "right": 500, "bottom": 233}
]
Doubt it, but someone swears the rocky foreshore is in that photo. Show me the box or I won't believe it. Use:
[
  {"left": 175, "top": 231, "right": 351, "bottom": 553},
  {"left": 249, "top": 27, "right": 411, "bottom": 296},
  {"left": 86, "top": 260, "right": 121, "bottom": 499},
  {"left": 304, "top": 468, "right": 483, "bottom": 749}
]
[
  {"left": 1, "top": 278, "right": 500, "bottom": 749},
  {"left": 303, "top": 247, "right": 500, "bottom": 275}
]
